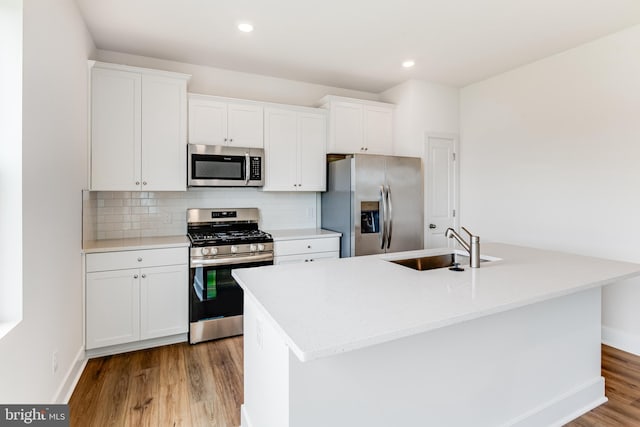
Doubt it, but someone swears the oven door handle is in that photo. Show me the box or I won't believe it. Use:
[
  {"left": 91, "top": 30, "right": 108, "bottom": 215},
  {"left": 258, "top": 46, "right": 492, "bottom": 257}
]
[{"left": 191, "top": 253, "right": 273, "bottom": 267}]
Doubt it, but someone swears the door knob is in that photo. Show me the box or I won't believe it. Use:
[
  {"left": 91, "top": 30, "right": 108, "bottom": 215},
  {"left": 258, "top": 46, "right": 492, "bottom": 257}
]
[{"left": 429, "top": 224, "right": 436, "bottom": 229}]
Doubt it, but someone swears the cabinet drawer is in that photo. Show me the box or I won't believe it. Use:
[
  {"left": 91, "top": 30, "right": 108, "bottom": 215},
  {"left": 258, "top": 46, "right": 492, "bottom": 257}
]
[
  {"left": 274, "top": 251, "right": 339, "bottom": 265},
  {"left": 274, "top": 237, "right": 339, "bottom": 257},
  {"left": 86, "top": 247, "right": 188, "bottom": 272}
]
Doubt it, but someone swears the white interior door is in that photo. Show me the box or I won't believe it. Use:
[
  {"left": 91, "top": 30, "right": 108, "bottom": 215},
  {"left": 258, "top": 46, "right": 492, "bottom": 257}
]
[{"left": 424, "top": 134, "right": 458, "bottom": 249}]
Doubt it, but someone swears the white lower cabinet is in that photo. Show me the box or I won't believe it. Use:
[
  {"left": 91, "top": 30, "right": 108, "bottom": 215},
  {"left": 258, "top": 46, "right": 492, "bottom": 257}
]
[
  {"left": 273, "top": 235, "right": 340, "bottom": 265},
  {"left": 85, "top": 247, "right": 188, "bottom": 351}
]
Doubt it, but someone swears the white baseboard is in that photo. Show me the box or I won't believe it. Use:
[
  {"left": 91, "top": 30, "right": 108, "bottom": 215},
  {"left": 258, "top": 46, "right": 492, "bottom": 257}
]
[
  {"left": 85, "top": 333, "right": 187, "bottom": 359},
  {"left": 602, "top": 326, "right": 640, "bottom": 356},
  {"left": 240, "top": 405, "right": 252, "bottom": 427},
  {"left": 53, "top": 345, "right": 87, "bottom": 404},
  {"left": 499, "top": 377, "right": 605, "bottom": 427}
]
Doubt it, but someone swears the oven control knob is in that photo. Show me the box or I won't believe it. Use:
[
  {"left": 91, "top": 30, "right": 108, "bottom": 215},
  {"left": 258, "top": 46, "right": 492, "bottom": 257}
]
[
  {"left": 210, "top": 247, "right": 218, "bottom": 255},
  {"left": 257, "top": 243, "right": 265, "bottom": 251},
  {"left": 250, "top": 244, "right": 257, "bottom": 252},
  {"left": 231, "top": 245, "right": 238, "bottom": 254},
  {"left": 201, "top": 247, "right": 210, "bottom": 256}
]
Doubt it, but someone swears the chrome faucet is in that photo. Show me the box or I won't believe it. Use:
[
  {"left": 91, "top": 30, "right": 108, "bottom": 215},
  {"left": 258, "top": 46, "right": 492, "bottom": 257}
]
[{"left": 445, "top": 227, "right": 481, "bottom": 268}]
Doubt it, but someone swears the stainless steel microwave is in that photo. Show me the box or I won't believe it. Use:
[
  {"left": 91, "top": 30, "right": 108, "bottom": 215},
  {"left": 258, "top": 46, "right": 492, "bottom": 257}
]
[{"left": 187, "top": 144, "right": 264, "bottom": 187}]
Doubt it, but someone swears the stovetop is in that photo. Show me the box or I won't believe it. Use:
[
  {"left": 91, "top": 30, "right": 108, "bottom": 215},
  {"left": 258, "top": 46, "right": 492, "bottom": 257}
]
[
  {"left": 186, "top": 207, "right": 272, "bottom": 249},
  {"left": 188, "top": 229, "right": 273, "bottom": 247}
]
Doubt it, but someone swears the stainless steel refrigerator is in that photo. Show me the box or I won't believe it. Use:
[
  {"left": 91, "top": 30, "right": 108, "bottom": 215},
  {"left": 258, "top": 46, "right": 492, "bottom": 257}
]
[{"left": 321, "top": 154, "right": 423, "bottom": 257}]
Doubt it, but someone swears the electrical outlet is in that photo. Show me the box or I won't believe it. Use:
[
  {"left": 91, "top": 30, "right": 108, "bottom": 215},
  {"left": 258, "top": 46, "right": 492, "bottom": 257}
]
[{"left": 52, "top": 351, "right": 58, "bottom": 375}]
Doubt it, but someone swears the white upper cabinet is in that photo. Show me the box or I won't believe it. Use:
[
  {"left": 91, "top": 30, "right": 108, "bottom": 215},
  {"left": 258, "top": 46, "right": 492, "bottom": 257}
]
[
  {"left": 188, "top": 94, "right": 264, "bottom": 148},
  {"left": 90, "top": 62, "right": 190, "bottom": 191},
  {"left": 320, "top": 95, "right": 394, "bottom": 155},
  {"left": 264, "top": 106, "right": 327, "bottom": 192}
]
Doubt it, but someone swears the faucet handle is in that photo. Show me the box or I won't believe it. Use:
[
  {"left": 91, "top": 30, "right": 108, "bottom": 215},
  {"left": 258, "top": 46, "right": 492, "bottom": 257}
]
[{"left": 461, "top": 227, "right": 480, "bottom": 242}]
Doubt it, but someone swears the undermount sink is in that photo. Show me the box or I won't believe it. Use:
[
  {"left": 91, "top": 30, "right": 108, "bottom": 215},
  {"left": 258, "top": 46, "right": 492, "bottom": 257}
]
[{"left": 389, "top": 253, "right": 492, "bottom": 271}]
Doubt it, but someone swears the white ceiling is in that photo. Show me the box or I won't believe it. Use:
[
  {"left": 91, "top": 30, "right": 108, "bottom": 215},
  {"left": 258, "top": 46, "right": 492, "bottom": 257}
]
[{"left": 75, "top": 0, "right": 640, "bottom": 93}]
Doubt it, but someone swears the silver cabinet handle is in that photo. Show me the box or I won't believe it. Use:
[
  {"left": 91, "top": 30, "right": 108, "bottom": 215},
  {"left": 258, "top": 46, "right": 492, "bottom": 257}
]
[
  {"left": 142, "top": 181, "right": 147, "bottom": 186},
  {"left": 135, "top": 181, "right": 140, "bottom": 185},
  {"left": 137, "top": 257, "right": 142, "bottom": 262},
  {"left": 429, "top": 224, "right": 436, "bottom": 229},
  {"left": 141, "top": 274, "right": 146, "bottom": 278},
  {"left": 133, "top": 274, "right": 138, "bottom": 279}
]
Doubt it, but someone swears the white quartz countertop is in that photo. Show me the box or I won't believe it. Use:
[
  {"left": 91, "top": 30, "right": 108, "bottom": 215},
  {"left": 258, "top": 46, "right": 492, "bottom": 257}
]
[
  {"left": 233, "top": 243, "right": 640, "bottom": 362},
  {"left": 82, "top": 235, "right": 190, "bottom": 253},
  {"left": 267, "top": 228, "right": 341, "bottom": 241}
]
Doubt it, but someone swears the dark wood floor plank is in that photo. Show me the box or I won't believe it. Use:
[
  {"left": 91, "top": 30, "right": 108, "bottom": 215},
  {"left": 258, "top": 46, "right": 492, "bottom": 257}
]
[
  {"left": 207, "top": 337, "right": 243, "bottom": 426},
  {"left": 88, "top": 354, "right": 132, "bottom": 427},
  {"left": 124, "top": 349, "right": 160, "bottom": 427},
  {"left": 158, "top": 344, "right": 193, "bottom": 427},
  {"left": 68, "top": 356, "right": 109, "bottom": 427}
]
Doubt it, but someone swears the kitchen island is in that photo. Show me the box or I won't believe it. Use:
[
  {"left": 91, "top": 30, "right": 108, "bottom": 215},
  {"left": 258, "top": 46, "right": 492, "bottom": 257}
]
[{"left": 232, "top": 243, "right": 640, "bottom": 427}]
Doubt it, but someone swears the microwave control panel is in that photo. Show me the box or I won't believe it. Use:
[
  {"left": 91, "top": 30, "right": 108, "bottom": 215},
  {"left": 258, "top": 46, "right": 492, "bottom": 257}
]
[{"left": 250, "top": 157, "right": 262, "bottom": 180}]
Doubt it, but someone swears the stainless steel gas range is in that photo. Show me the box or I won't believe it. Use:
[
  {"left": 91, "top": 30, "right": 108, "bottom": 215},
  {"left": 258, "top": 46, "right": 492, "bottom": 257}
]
[{"left": 187, "top": 208, "right": 274, "bottom": 344}]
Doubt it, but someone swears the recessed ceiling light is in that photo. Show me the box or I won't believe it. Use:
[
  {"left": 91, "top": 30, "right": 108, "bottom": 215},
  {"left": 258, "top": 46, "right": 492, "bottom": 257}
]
[
  {"left": 402, "top": 60, "right": 415, "bottom": 68},
  {"left": 238, "top": 23, "right": 254, "bottom": 33}
]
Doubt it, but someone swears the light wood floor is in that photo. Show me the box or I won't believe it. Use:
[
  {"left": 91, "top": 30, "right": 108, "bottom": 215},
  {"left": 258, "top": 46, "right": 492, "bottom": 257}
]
[
  {"left": 69, "top": 336, "right": 243, "bottom": 427},
  {"left": 70, "top": 340, "right": 640, "bottom": 426}
]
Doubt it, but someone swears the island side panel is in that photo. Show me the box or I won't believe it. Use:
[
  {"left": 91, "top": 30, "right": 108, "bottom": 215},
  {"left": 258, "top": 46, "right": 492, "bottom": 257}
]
[
  {"left": 287, "top": 288, "right": 603, "bottom": 427},
  {"left": 242, "top": 294, "right": 290, "bottom": 427}
]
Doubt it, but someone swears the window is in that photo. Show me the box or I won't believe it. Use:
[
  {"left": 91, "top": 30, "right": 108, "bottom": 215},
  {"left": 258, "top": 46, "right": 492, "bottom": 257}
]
[{"left": 0, "top": 0, "right": 23, "bottom": 338}]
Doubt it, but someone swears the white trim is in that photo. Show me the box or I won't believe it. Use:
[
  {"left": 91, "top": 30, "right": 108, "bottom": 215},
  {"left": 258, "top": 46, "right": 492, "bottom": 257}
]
[
  {"left": 85, "top": 333, "right": 187, "bottom": 359},
  {"left": 90, "top": 60, "right": 191, "bottom": 81},
  {"left": 602, "top": 326, "right": 640, "bottom": 356},
  {"left": 53, "top": 346, "right": 87, "bottom": 404},
  {"left": 498, "top": 377, "right": 606, "bottom": 427},
  {"left": 240, "top": 404, "right": 254, "bottom": 427}
]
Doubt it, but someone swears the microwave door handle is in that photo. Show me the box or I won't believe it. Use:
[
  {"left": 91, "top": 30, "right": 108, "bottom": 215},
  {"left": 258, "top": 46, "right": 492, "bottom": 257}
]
[
  {"left": 245, "top": 153, "right": 250, "bottom": 186},
  {"left": 387, "top": 185, "right": 393, "bottom": 249}
]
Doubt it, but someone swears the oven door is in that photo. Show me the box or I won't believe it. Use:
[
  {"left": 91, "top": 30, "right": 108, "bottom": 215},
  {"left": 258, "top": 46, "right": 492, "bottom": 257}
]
[
  {"left": 187, "top": 144, "right": 264, "bottom": 187},
  {"left": 189, "top": 258, "right": 272, "bottom": 343}
]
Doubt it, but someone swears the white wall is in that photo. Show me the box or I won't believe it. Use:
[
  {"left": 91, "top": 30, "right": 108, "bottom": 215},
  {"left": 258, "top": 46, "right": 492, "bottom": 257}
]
[
  {"left": 96, "top": 50, "right": 380, "bottom": 107},
  {"left": 0, "top": 0, "right": 23, "bottom": 332},
  {"left": 381, "top": 79, "right": 459, "bottom": 157},
  {"left": 460, "top": 25, "right": 640, "bottom": 354},
  {"left": 0, "top": 0, "right": 95, "bottom": 403}
]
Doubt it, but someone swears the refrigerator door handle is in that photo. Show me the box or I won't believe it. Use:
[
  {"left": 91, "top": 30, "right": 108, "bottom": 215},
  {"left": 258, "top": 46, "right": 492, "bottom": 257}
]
[
  {"left": 386, "top": 185, "right": 393, "bottom": 249},
  {"left": 379, "top": 186, "right": 387, "bottom": 250}
]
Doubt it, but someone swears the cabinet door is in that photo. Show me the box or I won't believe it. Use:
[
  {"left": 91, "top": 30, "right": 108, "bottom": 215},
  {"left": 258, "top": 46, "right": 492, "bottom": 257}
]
[
  {"left": 188, "top": 98, "right": 228, "bottom": 145},
  {"left": 86, "top": 269, "right": 140, "bottom": 349},
  {"left": 140, "top": 264, "right": 188, "bottom": 340},
  {"left": 91, "top": 68, "right": 141, "bottom": 190},
  {"left": 263, "top": 108, "right": 298, "bottom": 191},
  {"left": 363, "top": 105, "right": 393, "bottom": 155},
  {"left": 298, "top": 112, "right": 326, "bottom": 191},
  {"left": 141, "top": 75, "right": 187, "bottom": 191},
  {"left": 227, "top": 103, "right": 264, "bottom": 148},
  {"left": 329, "top": 102, "right": 363, "bottom": 154}
]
